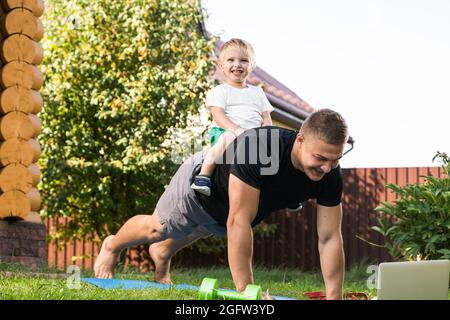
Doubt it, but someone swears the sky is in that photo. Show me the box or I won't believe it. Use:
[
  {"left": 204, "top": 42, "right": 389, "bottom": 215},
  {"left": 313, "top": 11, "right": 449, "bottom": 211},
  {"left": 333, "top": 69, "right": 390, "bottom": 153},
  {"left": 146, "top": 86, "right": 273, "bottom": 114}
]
[{"left": 202, "top": 0, "right": 450, "bottom": 168}]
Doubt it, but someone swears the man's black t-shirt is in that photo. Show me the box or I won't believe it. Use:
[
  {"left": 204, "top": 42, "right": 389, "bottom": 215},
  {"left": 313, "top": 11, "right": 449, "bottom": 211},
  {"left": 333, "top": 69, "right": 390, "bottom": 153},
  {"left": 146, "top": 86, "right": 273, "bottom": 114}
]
[{"left": 196, "top": 126, "right": 343, "bottom": 227}]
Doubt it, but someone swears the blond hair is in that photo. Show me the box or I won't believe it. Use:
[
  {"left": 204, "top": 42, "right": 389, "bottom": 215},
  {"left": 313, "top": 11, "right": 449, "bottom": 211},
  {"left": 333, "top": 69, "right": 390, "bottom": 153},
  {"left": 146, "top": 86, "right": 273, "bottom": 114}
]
[
  {"left": 218, "top": 38, "right": 256, "bottom": 69},
  {"left": 301, "top": 109, "right": 349, "bottom": 145}
]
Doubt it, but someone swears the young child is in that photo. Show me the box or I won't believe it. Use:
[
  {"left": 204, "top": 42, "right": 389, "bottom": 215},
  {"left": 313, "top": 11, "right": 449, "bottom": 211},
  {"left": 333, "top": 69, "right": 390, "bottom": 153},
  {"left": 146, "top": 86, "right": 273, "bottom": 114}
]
[{"left": 191, "top": 38, "right": 274, "bottom": 196}]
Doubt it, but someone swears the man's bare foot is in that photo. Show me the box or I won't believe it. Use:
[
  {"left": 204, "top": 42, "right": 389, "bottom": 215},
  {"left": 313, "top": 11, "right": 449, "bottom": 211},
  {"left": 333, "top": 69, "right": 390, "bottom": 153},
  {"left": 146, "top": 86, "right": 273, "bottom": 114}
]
[
  {"left": 94, "top": 235, "right": 118, "bottom": 278},
  {"left": 149, "top": 243, "right": 172, "bottom": 284}
]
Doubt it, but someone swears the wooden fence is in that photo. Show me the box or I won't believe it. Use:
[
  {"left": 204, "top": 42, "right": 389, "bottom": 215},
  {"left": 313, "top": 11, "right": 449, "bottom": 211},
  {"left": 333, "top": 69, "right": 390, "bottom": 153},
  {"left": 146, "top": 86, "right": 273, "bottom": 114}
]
[{"left": 45, "top": 166, "right": 444, "bottom": 272}]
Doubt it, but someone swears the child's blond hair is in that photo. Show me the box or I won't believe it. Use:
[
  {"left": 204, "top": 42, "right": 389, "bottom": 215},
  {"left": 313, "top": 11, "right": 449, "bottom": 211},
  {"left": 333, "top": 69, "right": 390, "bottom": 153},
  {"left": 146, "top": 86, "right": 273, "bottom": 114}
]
[{"left": 218, "top": 38, "right": 256, "bottom": 69}]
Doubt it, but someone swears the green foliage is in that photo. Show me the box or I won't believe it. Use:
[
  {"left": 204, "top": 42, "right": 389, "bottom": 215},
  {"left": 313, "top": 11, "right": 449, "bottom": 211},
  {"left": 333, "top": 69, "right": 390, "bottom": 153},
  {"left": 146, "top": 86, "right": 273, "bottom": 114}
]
[
  {"left": 372, "top": 152, "right": 450, "bottom": 260},
  {"left": 40, "top": 0, "right": 216, "bottom": 241}
]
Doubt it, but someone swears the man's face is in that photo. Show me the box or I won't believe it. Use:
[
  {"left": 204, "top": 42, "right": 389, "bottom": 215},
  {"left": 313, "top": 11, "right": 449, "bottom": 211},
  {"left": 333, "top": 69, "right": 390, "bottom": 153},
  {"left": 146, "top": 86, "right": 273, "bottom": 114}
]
[{"left": 295, "top": 134, "right": 345, "bottom": 181}]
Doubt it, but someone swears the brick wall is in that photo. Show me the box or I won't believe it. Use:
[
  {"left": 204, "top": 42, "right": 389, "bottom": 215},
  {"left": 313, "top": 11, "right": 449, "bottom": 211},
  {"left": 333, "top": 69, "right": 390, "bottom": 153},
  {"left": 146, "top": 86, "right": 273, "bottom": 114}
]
[{"left": 0, "top": 220, "right": 47, "bottom": 267}]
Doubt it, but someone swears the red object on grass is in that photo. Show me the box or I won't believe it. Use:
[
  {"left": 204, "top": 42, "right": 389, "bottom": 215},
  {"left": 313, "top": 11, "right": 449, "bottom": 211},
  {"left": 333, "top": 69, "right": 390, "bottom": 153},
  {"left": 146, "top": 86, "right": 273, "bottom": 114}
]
[{"left": 304, "top": 291, "right": 369, "bottom": 300}]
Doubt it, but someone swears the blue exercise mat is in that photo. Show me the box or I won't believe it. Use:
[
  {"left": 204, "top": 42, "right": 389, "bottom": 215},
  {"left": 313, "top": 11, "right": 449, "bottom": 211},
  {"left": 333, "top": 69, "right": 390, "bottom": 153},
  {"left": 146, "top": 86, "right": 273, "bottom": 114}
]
[
  {"left": 81, "top": 278, "right": 296, "bottom": 300},
  {"left": 82, "top": 278, "right": 198, "bottom": 291}
]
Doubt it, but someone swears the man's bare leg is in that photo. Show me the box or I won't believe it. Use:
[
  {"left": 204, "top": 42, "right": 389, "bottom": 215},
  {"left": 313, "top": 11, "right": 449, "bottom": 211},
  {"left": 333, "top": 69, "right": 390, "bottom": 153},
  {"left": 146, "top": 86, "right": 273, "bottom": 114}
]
[
  {"left": 94, "top": 212, "right": 166, "bottom": 278},
  {"left": 149, "top": 228, "right": 210, "bottom": 284}
]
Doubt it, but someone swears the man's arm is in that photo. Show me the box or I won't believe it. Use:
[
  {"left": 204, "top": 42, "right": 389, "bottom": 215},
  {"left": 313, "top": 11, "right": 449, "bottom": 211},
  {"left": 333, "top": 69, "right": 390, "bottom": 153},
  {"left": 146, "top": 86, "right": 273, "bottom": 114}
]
[
  {"left": 227, "top": 174, "right": 260, "bottom": 292},
  {"left": 316, "top": 204, "right": 345, "bottom": 300}
]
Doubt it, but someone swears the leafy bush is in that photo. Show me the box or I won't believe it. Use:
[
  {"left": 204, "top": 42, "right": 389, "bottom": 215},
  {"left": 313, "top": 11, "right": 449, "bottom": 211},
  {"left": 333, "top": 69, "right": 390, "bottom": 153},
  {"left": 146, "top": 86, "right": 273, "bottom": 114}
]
[
  {"left": 372, "top": 152, "right": 450, "bottom": 260},
  {"left": 40, "top": 0, "right": 216, "bottom": 241}
]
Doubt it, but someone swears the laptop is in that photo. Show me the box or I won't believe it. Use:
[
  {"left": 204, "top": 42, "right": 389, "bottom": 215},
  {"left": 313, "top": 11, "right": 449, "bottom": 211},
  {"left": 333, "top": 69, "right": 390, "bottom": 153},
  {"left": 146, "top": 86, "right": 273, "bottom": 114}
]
[{"left": 376, "top": 259, "right": 449, "bottom": 300}]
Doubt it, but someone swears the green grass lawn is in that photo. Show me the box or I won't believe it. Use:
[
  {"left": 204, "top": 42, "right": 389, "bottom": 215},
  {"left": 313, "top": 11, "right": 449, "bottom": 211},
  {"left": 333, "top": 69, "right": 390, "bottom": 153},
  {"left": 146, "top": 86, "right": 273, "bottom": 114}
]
[{"left": 0, "top": 262, "right": 378, "bottom": 300}]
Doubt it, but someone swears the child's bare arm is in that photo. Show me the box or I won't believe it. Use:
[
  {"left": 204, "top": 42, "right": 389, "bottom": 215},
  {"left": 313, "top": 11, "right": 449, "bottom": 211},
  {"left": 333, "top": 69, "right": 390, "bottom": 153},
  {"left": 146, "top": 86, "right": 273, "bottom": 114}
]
[
  {"left": 210, "top": 106, "right": 244, "bottom": 134},
  {"left": 261, "top": 111, "right": 273, "bottom": 126}
]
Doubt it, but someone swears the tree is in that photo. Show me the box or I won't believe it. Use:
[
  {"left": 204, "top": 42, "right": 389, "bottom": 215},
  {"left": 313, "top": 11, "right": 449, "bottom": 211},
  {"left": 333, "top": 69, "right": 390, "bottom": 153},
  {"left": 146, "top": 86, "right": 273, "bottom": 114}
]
[{"left": 40, "top": 0, "right": 216, "bottom": 242}]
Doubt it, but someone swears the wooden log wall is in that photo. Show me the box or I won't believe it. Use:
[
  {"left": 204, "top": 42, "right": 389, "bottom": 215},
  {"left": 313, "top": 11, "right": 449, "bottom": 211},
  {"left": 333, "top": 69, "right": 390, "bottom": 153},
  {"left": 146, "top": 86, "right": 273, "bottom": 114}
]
[{"left": 0, "top": 0, "right": 44, "bottom": 222}]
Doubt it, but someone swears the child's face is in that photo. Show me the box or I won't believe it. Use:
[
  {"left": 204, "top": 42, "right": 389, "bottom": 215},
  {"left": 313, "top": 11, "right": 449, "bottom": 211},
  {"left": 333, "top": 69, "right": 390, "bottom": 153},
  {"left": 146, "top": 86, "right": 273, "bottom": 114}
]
[{"left": 219, "top": 47, "right": 254, "bottom": 87}]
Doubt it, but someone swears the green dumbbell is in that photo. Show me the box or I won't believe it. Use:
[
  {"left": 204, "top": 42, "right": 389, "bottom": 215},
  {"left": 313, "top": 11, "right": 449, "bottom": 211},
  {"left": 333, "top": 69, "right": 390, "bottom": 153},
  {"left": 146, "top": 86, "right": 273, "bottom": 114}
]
[{"left": 198, "top": 277, "right": 262, "bottom": 300}]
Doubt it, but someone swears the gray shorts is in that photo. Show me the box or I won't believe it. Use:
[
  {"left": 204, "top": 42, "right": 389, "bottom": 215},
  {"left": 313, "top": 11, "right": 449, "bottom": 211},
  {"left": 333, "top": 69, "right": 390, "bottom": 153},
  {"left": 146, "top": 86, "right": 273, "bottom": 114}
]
[{"left": 156, "top": 151, "right": 227, "bottom": 240}]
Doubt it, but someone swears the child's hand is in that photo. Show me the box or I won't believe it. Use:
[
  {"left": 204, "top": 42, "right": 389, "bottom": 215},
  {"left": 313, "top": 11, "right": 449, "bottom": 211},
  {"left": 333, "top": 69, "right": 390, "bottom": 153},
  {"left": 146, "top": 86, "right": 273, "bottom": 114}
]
[{"left": 234, "top": 128, "right": 245, "bottom": 136}]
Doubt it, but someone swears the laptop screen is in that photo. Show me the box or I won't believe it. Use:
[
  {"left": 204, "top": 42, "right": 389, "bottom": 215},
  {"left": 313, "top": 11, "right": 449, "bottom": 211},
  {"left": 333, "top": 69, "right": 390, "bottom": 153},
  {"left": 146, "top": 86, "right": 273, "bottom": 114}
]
[{"left": 377, "top": 260, "right": 449, "bottom": 300}]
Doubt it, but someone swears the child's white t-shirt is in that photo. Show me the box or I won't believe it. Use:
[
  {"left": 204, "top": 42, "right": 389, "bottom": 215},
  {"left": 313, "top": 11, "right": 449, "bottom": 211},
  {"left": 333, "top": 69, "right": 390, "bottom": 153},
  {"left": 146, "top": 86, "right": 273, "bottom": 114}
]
[{"left": 206, "top": 83, "right": 274, "bottom": 130}]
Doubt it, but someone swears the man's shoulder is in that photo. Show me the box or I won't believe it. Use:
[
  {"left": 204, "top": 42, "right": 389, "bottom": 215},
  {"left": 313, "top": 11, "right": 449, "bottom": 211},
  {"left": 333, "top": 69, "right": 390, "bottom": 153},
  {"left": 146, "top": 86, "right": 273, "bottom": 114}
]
[
  {"left": 249, "top": 125, "right": 296, "bottom": 132},
  {"left": 246, "top": 126, "right": 297, "bottom": 138},
  {"left": 233, "top": 127, "right": 296, "bottom": 168},
  {"left": 238, "top": 127, "right": 297, "bottom": 151}
]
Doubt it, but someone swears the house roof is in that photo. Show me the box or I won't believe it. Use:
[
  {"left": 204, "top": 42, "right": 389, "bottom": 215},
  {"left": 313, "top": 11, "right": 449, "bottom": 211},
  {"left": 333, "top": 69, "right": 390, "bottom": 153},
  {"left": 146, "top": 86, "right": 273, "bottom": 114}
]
[{"left": 250, "top": 66, "right": 315, "bottom": 115}]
